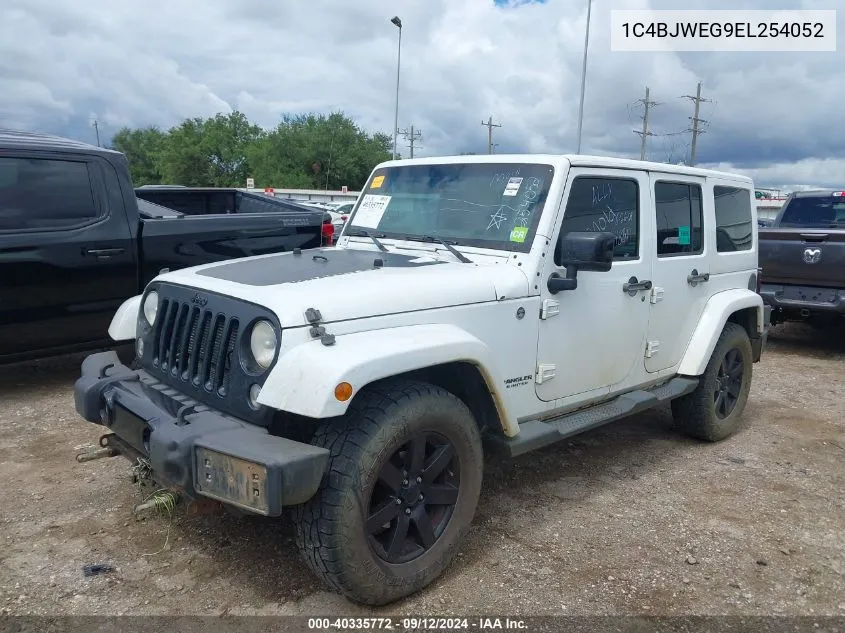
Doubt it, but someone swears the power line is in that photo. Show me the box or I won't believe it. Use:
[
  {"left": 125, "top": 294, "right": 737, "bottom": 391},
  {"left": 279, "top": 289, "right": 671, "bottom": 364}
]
[
  {"left": 631, "top": 86, "right": 659, "bottom": 161},
  {"left": 481, "top": 115, "right": 502, "bottom": 155},
  {"left": 399, "top": 124, "right": 423, "bottom": 159},
  {"left": 681, "top": 81, "right": 711, "bottom": 166}
]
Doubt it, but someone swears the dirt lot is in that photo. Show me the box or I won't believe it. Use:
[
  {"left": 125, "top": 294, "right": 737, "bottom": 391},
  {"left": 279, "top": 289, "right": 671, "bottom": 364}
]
[{"left": 1, "top": 323, "right": 843, "bottom": 618}]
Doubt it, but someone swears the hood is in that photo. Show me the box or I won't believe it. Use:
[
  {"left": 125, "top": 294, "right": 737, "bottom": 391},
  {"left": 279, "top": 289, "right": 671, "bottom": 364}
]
[{"left": 154, "top": 247, "right": 530, "bottom": 328}]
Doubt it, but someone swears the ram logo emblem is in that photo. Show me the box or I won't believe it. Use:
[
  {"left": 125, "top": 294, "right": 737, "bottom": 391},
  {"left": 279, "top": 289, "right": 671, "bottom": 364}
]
[{"left": 802, "top": 247, "right": 822, "bottom": 265}]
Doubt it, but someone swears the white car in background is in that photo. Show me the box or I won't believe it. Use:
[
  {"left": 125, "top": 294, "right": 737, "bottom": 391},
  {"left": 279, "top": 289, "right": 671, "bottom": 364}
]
[{"left": 325, "top": 201, "right": 356, "bottom": 233}]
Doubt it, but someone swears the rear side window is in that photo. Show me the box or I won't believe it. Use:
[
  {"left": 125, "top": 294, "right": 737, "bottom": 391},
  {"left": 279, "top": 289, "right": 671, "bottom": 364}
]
[
  {"left": 557, "top": 176, "right": 639, "bottom": 264},
  {"left": 714, "top": 186, "right": 753, "bottom": 252},
  {"left": 0, "top": 157, "right": 98, "bottom": 231},
  {"left": 655, "top": 181, "right": 703, "bottom": 256}
]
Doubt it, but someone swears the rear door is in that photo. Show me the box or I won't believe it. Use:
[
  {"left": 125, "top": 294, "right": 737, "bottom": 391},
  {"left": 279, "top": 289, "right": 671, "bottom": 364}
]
[
  {"left": 645, "top": 174, "right": 710, "bottom": 373},
  {"left": 0, "top": 152, "right": 136, "bottom": 358}
]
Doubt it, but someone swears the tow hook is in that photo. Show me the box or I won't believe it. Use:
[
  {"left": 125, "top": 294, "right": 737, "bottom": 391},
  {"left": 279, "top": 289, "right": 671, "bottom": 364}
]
[
  {"left": 133, "top": 489, "right": 180, "bottom": 517},
  {"left": 75, "top": 434, "right": 121, "bottom": 462}
]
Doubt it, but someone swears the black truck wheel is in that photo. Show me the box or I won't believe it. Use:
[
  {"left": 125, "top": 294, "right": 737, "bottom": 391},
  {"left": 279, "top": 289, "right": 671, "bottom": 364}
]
[
  {"left": 293, "top": 379, "right": 483, "bottom": 605},
  {"left": 671, "top": 322, "right": 753, "bottom": 442}
]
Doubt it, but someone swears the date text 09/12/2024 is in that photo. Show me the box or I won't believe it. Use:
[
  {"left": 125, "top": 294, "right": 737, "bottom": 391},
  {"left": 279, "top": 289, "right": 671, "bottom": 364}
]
[{"left": 307, "top": 617, "right": 528, "bottom": 630}]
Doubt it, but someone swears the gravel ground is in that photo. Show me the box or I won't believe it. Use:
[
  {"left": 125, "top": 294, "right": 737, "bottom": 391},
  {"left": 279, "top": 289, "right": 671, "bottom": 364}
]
[{"left": 0, "top": 323, "right": 843, "bottom": 617}]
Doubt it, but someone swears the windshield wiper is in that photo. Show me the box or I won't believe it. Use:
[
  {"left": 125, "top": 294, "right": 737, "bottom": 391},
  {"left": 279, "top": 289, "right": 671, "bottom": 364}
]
[
  {"left": 401, "top": 235, "right": 473, "bottom": 264},
  {"left": 348, "top": 229, "right": 388, "bottom": 252}
]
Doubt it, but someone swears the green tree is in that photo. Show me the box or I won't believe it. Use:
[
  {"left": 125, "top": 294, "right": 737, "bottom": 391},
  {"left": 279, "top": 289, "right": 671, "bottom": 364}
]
[
  {"left": 247, "top": 112, "right": 391, "bottom": 190},
  {"left": 110, "top": 126, "right": 165, "bottom": 185},
  {"left": 112, "top": 110, "right": 391, "bottom": 190},
  {"left": 157, "top": 112, "right": 263, "bottom": 186}
]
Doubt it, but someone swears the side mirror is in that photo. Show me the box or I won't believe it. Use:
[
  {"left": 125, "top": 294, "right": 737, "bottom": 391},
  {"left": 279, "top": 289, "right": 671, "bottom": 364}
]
[{"left": 547, "top": 231, "right": 617, "bottom": 294}]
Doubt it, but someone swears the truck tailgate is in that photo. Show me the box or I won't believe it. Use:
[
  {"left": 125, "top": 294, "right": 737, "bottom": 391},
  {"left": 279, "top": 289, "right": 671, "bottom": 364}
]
[
  {"left": 759, "top": 228, "right": 845, "bottom": 287},
  {"left": 138, "top": 212, "right": 323, "bottom": 286}
]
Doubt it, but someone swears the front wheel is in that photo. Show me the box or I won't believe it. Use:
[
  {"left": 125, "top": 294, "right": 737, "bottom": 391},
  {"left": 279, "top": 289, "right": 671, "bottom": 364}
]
[
  {"left": 671, "top": 322, "right": 753, "bottom": 442},
  {"left": 293, "top": 379, "right": 483, "bottom": 606}
]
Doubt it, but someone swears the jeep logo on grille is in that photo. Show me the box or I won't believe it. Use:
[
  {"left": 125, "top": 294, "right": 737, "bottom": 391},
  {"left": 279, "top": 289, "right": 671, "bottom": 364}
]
[{"left": 191, "top": 293, "right": 208, "bottom": 307}]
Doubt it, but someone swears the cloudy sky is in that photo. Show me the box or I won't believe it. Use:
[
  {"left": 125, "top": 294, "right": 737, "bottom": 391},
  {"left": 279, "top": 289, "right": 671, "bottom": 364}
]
[{"left": 0, "top": 0, "right": 842, "bottom": 190}]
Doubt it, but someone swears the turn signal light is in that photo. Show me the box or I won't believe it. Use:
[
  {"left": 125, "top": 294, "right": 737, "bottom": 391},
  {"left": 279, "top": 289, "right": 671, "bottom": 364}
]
[{"left": 334, "top": 382, "right": 353, "bottom": 402}]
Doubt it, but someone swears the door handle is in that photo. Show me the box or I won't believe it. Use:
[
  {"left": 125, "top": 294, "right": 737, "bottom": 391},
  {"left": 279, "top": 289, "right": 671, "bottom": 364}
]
[
  {"left": 84, "top": 247, "right": 125, "bottom": 257},
  {"left": 687, "top": 269, "right": 710, "bottom": 286},
  {"left": 623, "top": 276, "right": 653, "bottom": 296}
]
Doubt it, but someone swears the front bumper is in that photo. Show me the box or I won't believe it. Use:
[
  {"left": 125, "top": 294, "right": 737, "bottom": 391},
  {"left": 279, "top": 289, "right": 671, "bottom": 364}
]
[
  {"left": 73, "top": 351, "right": 329, "bottom": 516},
  {"left": 760, "top": 283, "right": 845, "bottom": 318}
]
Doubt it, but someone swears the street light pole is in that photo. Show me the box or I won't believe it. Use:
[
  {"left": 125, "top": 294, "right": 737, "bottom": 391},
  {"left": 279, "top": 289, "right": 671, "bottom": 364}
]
[
  {"left": 391, "top": 16, "right": 403, "bottom": 160},
  {"left": 575, "top": 0, "right": 592, "bottom": 154}
]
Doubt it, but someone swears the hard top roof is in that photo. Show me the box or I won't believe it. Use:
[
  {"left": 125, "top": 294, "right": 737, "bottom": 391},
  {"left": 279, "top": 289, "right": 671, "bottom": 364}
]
[{"left": 376, "top": 153, "right": 753, "bottom": 184}]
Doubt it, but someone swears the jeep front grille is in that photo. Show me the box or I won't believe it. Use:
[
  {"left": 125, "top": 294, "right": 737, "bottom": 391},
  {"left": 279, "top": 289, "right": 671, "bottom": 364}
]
[{"left": 152, "top": 298, "right": 239, "bottom": 397}]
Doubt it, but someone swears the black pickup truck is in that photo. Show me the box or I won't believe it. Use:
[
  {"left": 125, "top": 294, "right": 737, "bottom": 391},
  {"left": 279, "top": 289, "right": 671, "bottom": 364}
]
[
  {"left": 758, "top": 189, "right": 845, "bottom": 327},
  {"left": 0, "top": 129, "right": 328, "bottom": 363}
]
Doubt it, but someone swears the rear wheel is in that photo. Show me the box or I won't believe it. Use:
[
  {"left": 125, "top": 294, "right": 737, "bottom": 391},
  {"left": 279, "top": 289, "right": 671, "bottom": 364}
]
[
  {"left": 671, "top": 322, "right": 753, "bottom": 442},
  {"left": 294, "top": 379, "right": 483, "bottom": 605}
]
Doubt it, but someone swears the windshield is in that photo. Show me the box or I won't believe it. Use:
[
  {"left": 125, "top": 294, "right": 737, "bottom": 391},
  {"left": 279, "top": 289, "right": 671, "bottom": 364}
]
[
  {"left": 779, "top": 194, "right": 845, "bottom": 228},
  {"left": 345, "top": 162, "right": 555, "bottom": 252}
]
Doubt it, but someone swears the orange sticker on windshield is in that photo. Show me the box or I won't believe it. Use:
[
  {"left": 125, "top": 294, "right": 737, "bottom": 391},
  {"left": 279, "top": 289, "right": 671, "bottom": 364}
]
[{"left": 371, "top": 175, "right": 385, "bottom": 189}]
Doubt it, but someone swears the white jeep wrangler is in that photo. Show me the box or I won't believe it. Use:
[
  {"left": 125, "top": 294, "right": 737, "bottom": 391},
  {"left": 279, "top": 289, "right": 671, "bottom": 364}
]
[{"left": 73, "top": 154, "right": 771, "bottom": 605}]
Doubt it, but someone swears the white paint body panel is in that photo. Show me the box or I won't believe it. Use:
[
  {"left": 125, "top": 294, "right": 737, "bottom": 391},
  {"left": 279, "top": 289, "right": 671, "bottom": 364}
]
[
  {"left": 156, "top": 253, "right": 528, "bottom": 328},
  {"left": 535, "top": 167, "right": 654, "bottom": 402},
  {"left": 111, "top": 154, "right": 765, "bottom": 437},
  {"left": 677, "top": 288, "right": 765, "bottom": 376},
  {"left": 259, "top": 323, "right": 509, "bottom": 425},
  {"left": 108, "top": 295, "right": 141, "bottom": 341},
  {"left": 645, "top": 172, "right": 711, "bottom": 373}
]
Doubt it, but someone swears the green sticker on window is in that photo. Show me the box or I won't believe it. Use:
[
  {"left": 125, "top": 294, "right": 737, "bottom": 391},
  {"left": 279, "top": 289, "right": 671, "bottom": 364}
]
[
  {"left": 509, "top": 226, "right": 528, "bottom": 243},
  {"left": 678, "top": 225, "right": 691, "bottom": 245}
]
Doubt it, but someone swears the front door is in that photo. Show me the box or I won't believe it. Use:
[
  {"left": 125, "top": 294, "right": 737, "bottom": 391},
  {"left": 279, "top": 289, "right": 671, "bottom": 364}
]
[
  {"left": 645, "top": 174, "right": 710, "bottom": 373},
  {"left": 536, "top": 168, "right": 654, "bottom": 403},
  {"left": 0, "top": 152, "right": 136, "bottom": 359}
]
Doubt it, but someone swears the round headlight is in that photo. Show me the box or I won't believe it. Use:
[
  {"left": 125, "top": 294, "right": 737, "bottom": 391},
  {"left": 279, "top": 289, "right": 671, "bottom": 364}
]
[
  {"left": 143, "top": 291, "right": 159, "bottom": 326},
  {"left": 249, "top": 320, "right": 277, "bottom": 370}
]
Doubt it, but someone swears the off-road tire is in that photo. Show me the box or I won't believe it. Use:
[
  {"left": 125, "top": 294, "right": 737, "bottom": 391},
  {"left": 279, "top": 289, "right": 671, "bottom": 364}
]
[
  {"left": 671, "top": 322, "right": 753, "bottom": 442},
  {"left": 293, "top": 379, "right": 483, "bottom": 606}
]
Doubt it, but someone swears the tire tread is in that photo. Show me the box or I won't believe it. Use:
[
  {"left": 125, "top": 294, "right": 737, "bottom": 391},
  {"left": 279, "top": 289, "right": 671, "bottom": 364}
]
[{"left": 293, "top": 378, "right": 480, "bottom": 604}]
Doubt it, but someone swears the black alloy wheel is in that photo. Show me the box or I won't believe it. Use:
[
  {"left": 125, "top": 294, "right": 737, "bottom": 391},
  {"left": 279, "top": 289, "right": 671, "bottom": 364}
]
[
  {"left": 714, "top": 347, "right": 745, "bottom": 419},
  {"left": 367, "top": 432, "right": 460, "bottom": 564}
]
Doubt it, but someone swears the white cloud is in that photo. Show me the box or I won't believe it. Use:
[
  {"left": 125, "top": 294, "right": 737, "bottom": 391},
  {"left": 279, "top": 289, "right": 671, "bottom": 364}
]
[
  {"left": 0, "top": 0, "right": 843, "bottom": 188},
  {"left": 703, "top": 157, "right": 845, "bottom": 191}
]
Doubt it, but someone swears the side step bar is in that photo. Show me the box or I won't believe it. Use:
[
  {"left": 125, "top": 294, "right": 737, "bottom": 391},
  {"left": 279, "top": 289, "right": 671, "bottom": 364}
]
[{"left": 491, "top": 377, "right": 699, "bottom": 458}]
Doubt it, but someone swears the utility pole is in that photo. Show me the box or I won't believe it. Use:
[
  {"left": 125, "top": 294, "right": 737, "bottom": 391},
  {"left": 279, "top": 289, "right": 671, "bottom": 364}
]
[
  {"left": 92, "top": 120, "right": 101, "bottom": 147},
  {"left": 399, "top": 125, "right": 423, "bottom": 159},
  {"left": 682, "top": 82, "right": 711, "bottom": 166},
  {"left": 481, "top": 116, "right": 502, "bottom": 155},
  {"left": 632, "top": 86, "right": 658, "bottom": 161}
]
